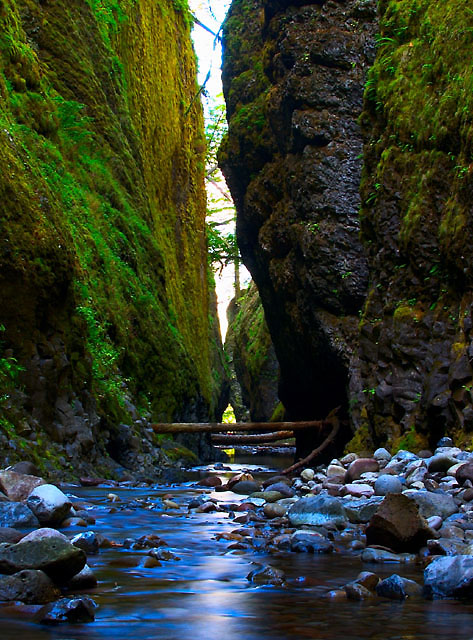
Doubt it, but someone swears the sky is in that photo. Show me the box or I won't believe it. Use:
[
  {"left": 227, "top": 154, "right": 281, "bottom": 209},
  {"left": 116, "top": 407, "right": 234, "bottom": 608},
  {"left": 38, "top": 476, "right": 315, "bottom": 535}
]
[{"left": 188, "top": 0, "right": 250, "bottom": 338}]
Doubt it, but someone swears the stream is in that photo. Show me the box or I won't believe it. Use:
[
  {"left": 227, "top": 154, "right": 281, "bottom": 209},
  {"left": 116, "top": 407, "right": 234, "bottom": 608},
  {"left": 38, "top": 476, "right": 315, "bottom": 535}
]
[{"left": 1, "top": 456, "right": 473, "bottom": 639}]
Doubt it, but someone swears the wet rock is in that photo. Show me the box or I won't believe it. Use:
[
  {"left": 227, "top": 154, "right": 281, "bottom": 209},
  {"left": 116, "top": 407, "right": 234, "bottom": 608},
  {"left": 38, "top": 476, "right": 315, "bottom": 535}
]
[
  {"left": 65, "top": 564, "right": 97, "bottom": 590},
  {"left": 344, "top": 582, "right": 374, "bottom": 600},
  {"left": 61, "top": 517, "right": 87, "bottom": 528},
  {"left": 26, "top": 485, "right": 72, "bottom": 525},
  {"left": 231, "top": 481, "right": 261, "bottom": 495},
  {"left": 124, "top": 534, "right": 166, "bottom": 550},
  {"left": 427, "top": 538, "right": 467, "bottom": 556},
  {"left": 427, "top": 516, "right": 443, "bottom": 531},
  {"left": 0, "top": 570, "right": 60, "bottom": 604},
  {"left": 0, "top": 527, "right": 23, "bottom": 544},
  {"left": 428, "top": 454, "right": 459, "bottom": 473},
  {"left": 197, "top": 476, "right": 222, "bottom": 488},
  {"left": 9, "top": 462, "right": 41, "bottom": 477},
  {"left": 456, "top": 463, "right": 473, "bottom": 486},
  {"left": 0, "top": 503, "right": 39, "bottom": 529},
  {"left": 18, "top": 529, "right": 69, "bottom": 545},
  {"left": 345, "top": 459, "right": 379, "bottom": 483},
  {"left": 437, "top": 437, "right": 454, "bottom": 448},
  {"left": 376, "top": 574, "right": 421, "bottom": 600},
  {"left": 404, "top": 490, "right": 457, "bottom": 519},
  {"left": 300, "top": 469, "right": 315, "bottom": 482},
  {"left": 0, "top": 537, "right": 86, "bottom": 584},
  {"left": 227, "top": 473, "right": 254, "bottom": 489},
  {"left": 373, "top": 448, "right": 391, "bottom": 462},
  {"left": 79, "top": 477, "right": 108, "bottom": 487},
  {"left": 70, "top": 531, "right": 99, "bottom": 555},
  {"left": 356, "top": 571, "right": 380, "bottom": 591},
  {"left": 265, "top": 482, "right": 295, "bottom": 498},
  {"left": 36, "top": 596, "right": 97, "bottom": 624},
  {"left": 288, "top": 494, "right": 347, "bottom": 527},
  {"left": 290, "top": 530, "right": 333, "bottom": 554},
  {"left": 361, "top": 548, "right": 416, "bottom": 563},
  {"left": 148, "top": 548, "right": 180, "bottom": 561},
  {"left": 196, "top": 501, "right": 219, "bottom": 513},
  {"left": 374, "top": 475, "right": 402, "bottom": 496},
  {"left": 340, "top": 484, "right": 374, "bottom": 498},
  {"left": 327, "top": 464, "right": 346, "bottom": 478},
  {"left": 424, "top": 556, "right": 473, "bottom": 599},
  {"left": 251, "top": 491, "right": 284, "bottom": 503},
  {"left": 0, "top": 471, "right": 45, "bottom": 502},
  {"left": 247, "top": 563, "right": 285, "bottom": 586},
  {"left": 343, "top": 497, "right": 383, "bottom": 524},
  {"left": 263, "top": 503, "right": 287, "bottom": 519},
  {"left": 366, "top": 493, "right": 431, "bottom": 552}
]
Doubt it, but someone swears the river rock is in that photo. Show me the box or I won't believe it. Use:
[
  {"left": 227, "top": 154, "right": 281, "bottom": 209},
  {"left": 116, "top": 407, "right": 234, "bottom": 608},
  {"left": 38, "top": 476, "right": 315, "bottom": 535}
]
[
  {"left": 0, "top": 527, "right": 23, "bottom": 544},
  {"left": 26, "top": 485, "right": 72, "bottom": 525},
  {"left": 36, "top": 596, "right": 97, "bottom": 624},
  {"left": 0, "top": 537, "right": 86, "bottom": 583},
  {"left": 428, "top": 454, "right": 459, "bottom": 473},
  {"left": 197, "top": 476, "right": 222, "bottom": 488},
  {"left": 326, "top": 464, "right": 346, "bottom": 478},
  {"left": 9, "top": 461, "right": 41, "bottom": 477},
  {"left": 424, "top": 555, "right": 473, "bottom": 598},
  {"left": 427, "top": 537, "right": 467, "bottom": 556},
  {"left": 456, "top": 463, "right": 473, "bottom": 485},
  {"left": 340, "top": 484, "right": 374, "bottom": 498},
  {"left": 0, "top": 471, "right": 45, "bottom": 502},
  {"left": 344, "top": 582, "right": 374, "bottom": 600},
  {"left": 288, "top": 494, "right": 347, "bottom": 527},
  {"left": 356, "top": 571, "right": 380, "bottom": 591},
  {"left": 365, "top": 493, "right": 431, "bottom": 552},
  {"left": 0, "top": 569, "right": 60, "bottom": 604},
  {"left": 343, "top": 497, "right": 384, "bottom": 524},
  {"left": 373, "top": 448, "right": 392, "bottom": 462},
  {"left": 376, "top": 574, "right": 422, "bottom": 600},
  {"left": 0, "top": 503, "right": 39, "bottom": 529},
  {"left": 18, "top": 528, "right": 69, "bottom": 544},
  {"left": 251, "top": 491, "right": 283, "bottom": 503},
  {"left": 404, "top": 490, "right": 457, "bottom": 519},
  {"left": 290, "top": 530, "right": 333, "bottom": 554},
  {"left": 66, "top": 564, "right": 97, "bottom": 590},
  {"left": 227, "top": 473, "right": 254, "bottom": 489},
  {"left": 300, "top": 469, "right": 315, "bottom": 482},
  {"left": 70, "top": 531, "right": 100, "bottom": 555},
  {"left": 361, "top": 548, "right": 416, "bottom": 563},
  {"left": 265, "top": 482, "right": 295, "bottom": 498},
  {"left": 374, "top": 475, "right": 403, "bottom": 496},
  {"left": 345, "top": 459, "right": 379, "bottom": 483},
  {"left": 231, "top": 481, "right": 261, "bottom": 495},
  {"left": 264, "top": 503, "right": 287, "bottom": 519},
  {"left": 247, "top": 563, "right": 285, "bottom": 585}
]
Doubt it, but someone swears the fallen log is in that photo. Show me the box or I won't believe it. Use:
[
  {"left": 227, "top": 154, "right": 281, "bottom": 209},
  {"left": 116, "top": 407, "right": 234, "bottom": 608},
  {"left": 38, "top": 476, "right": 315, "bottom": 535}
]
[
  {"left": 281, "top": 409, "right": 340, "bottom": 475},
  {"left": 151, "top": 420, "right": 329, "bottom": 435},
  {"left": 211, "top": 431, "right": 294, "bottom": 444}
]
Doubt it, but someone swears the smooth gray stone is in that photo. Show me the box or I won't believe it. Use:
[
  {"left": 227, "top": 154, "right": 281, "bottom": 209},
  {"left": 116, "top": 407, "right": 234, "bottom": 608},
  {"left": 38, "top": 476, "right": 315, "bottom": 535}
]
[
  {"left": 343, "top": 497, "right": 384, "bottom": 523},
  {"left": 288, "top": 494, "right": 347, "bottom": 527},
  {"left": 404, "top": 490, "right": 457, "bottom": 519},
  {"left": 424, "top": 556, "right": 473, "bottom": 599},
  {"left": 374, "top": 475, "right": 403, "bottom": 496}
]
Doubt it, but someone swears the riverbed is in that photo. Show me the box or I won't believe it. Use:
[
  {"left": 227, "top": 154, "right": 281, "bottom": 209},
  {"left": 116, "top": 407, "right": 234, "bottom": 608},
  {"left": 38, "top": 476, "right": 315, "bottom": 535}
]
[{"left": 1, "top": 457, "right": 473, "bottom": 640}]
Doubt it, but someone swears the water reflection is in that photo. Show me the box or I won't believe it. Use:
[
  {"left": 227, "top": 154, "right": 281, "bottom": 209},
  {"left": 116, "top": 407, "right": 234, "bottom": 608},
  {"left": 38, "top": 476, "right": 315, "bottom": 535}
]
[{"left": 2, "top": 460, "right": 473, "bottom": 639}]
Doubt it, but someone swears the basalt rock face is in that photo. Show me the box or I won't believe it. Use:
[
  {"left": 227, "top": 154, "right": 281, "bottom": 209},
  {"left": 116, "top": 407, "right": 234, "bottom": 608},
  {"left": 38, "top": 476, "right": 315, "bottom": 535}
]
[
  {"left": 0, "top": 0, "right": 226, "bottom": 475},
  {"left": 357, "top": 0, "right": 473, "bottom": 450},
  {"left": 225, "top": 282, "right": 280, "bottom": 422},
  {"left": 220, "top": 0, "right": 377, "bottom": 439}
]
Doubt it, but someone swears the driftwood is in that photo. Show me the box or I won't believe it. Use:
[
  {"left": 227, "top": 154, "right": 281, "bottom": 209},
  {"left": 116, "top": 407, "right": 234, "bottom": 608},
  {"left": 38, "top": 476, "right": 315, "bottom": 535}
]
[
  {"left": 211, "top": 431, "right": 294, "bottom": 445},
  {"left": 151, "top": 420, "right": 329, "bottom": 435},
  {"left": 281, "top": 409, "right": 340, "bottom": 475}
]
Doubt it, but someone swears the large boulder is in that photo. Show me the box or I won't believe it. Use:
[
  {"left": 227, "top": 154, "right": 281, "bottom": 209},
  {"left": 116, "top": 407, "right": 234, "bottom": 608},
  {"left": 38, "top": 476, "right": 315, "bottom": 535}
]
[
  {"left": 365, "top": 493, "right": 431, "bottom": 552},
  {"left": 0, "top": 569, "right": 60, "bottom": 604},
  {"left": 424, "top": 556, "right": 473, "bottom": 599},
  {"left": 36, "top": 596, "right": 97, "bottom": 624},
  {"left": 0, "top": 470, "right": 45, "bottom": 502},
  {"left": 288, "top": 494, "right": 347, "bottom": 527},
  {"left": 0, "top": 503, "right": 39, "bottom": 529},
  {"left": 0, "top": 537, "right": 86, "bottom": 584},
  {"left": 26, "top": 484, "right": 72, "bottom": 525}
]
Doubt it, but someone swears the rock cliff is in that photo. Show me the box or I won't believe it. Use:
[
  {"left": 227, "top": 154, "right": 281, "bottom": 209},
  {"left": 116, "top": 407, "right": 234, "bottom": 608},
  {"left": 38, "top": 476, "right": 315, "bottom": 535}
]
[
  {"left": 221, "top": 0, "right": 473, "bottom": 452},
  {"left": 0, "top": 0, "right": 226, "bottom": 475},
  {"left": 220, "top": 0, "right": 377, "bottom": 450}
]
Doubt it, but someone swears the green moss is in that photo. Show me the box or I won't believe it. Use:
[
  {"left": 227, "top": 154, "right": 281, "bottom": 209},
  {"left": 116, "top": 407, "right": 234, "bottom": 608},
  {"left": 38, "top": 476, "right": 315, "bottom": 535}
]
[
  {"left": 0, "top": 0, "right": 218, "bottom": 460},
  {"left": 344, "top": 423, "right": 374, "bottom": 456}
]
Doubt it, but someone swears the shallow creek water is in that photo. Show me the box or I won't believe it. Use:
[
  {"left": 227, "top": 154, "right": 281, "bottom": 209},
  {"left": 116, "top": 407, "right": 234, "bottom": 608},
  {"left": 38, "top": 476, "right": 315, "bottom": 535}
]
[{"left": 1, "top": 457, "right": 473, "bottom": 640}]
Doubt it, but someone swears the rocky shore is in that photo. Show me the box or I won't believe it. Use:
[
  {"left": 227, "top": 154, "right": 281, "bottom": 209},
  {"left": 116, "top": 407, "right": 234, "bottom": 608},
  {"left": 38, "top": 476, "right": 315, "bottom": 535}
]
[{"left": 3, "top": 438, "right": 473, "bottom": 627}]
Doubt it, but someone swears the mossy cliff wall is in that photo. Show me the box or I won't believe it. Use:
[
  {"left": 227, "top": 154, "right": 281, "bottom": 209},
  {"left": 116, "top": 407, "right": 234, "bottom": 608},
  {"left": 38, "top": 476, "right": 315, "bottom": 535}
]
[
  {"left": 220, "top": 0, "right": 377, "bottom": 451},
  {"left": 0, "top": 0, "right": 224, "bottom": 474},
  {"left": 358, "top": 0, "right": 473, "bottom": 450},
  {"left": 225, "top": 282, "right": 279, "bottom": 422},
  {"left": 222, "top": 0, "right": 473, "bottom": 452}
]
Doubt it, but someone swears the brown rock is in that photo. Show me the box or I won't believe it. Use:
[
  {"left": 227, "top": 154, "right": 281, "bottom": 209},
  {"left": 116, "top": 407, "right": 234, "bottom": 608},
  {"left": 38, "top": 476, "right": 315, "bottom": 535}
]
[
  {"left": 9, "top": 462, "right": 41, "bottom": 477},
  {"left": 365, "top": 493, "right": 431, "bottom": 552},
  {"left": 227, "top": 473, "right": 254, "bottom": 489},
  {"left": 0, "top": 527, "right": 23, "bottom": 544},
  {"left": 345, "top": 458, "right": 379, "bottom": 483},
  {"left": 197, "top": 476, "right": 222, "bottom": 488},
  {"left": 356, "top": 571, "right": 380, "bottom": 591},
  {"left": 0, "top": 471, "right": 45, "bottom": 502},
  {"left": 456, "top": 463, "right": 473, "bottom": 486}
]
